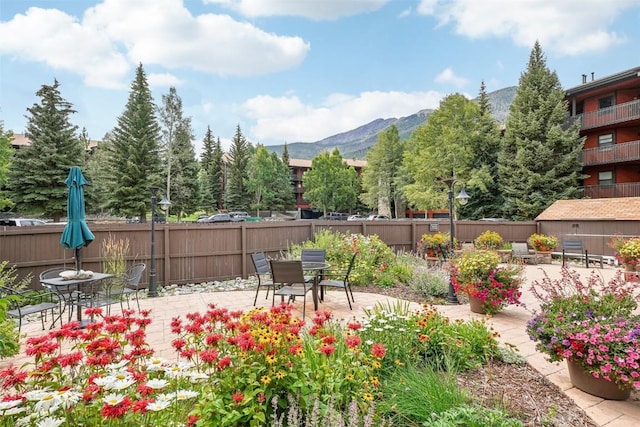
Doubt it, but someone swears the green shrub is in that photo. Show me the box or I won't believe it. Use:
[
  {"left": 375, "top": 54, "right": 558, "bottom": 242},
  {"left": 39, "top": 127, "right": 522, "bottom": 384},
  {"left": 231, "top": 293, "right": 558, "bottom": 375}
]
[
  {"left": 408, "top": 266, "right": 450, "bottom": 298},
  {"left": 289, "top": 230, "right": 398, "bottom": 286},
  {"left": 0, "top": 261, "right": 29, "bottom": 358}
]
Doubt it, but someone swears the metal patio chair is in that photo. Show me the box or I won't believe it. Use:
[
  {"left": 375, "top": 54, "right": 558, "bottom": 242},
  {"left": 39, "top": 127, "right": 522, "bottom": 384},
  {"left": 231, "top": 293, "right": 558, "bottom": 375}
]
[{"left": 271, "top": 260, "right": 313, "bottom": 318}]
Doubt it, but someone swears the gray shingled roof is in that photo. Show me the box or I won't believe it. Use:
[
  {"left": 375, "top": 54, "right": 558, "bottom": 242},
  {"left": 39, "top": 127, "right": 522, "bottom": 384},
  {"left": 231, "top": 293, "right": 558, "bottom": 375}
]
[{"left": 536, "top": 197, "right": 640, "bottom": 221}]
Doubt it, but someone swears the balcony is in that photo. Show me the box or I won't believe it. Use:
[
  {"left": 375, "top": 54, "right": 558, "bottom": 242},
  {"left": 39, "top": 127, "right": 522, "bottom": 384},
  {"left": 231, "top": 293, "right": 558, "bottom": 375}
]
[
  {"left": 581, "top": 182, "right": 640, "bottom": 199},
  {"left": 582, "top": 140, "right": 640, "bottom": 165},
  {"left": 578, "top": 99, "right": 640, "bottom": 130}
]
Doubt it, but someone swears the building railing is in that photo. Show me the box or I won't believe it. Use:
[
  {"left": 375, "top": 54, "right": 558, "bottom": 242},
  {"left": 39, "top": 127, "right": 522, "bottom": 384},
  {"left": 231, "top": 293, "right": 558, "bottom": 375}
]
[
  {"left": 582, "top": 140, "right": 640, "bottom": 165},
  {"left": 578, "top": 99, "right": 640, "bottom": 130},
  {"left": 582, "top": 182, "right": 640, "bottom": 198}
]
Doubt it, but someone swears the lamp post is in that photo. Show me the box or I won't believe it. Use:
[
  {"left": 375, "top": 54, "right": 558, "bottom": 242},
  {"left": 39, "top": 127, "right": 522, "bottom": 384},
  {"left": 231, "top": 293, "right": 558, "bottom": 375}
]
[
  {"left": 435, "top": 175, "right": 470, "bottom": 304},
  {"left": 148, "top": 186, "right": 171, "bottom": 298}
]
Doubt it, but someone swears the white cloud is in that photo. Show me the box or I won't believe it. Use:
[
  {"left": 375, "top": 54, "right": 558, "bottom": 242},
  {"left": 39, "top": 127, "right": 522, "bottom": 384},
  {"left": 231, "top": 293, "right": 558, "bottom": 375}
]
[
  {"left": 148, "top": 73, "right": 183, "bottom": 87},
  {"left": 242, "top": 90, "right": 444, "bottom": 143},
  {"left": 204, "top": 0, "right": 390, "bottom": 20},
  {"left": 0, "top": 0, "right": 310, "bottom": 88},
  {"left": 435, "top": 67, "right": 468, "bottom": 88},
  {"left": 416, "top": 0, "right": 639, "bottom": 55}
]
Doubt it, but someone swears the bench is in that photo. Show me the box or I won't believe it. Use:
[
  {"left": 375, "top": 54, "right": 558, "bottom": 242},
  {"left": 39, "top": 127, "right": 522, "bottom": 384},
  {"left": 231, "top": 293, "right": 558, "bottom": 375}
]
[{"left": 561, "top": 239, "right": 604, "bottom": 268}]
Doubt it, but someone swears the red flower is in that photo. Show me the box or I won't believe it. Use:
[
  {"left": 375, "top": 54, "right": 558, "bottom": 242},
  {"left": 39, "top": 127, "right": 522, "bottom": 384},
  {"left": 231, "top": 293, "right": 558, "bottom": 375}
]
[
  {"left": 320, "top": 344, "right": 335, "bottom": 356},
  {"left": 371, "top": 343, "right": 386, "bottom": 359},
  {"left": 218, "top": 356, "right": 231, "bottom": 370},
  {"left": 231, "top": 390, "right": 244, "bottom": 404},
  {"left": 345, "top": 335, "right": 361, "bottom": 349}
]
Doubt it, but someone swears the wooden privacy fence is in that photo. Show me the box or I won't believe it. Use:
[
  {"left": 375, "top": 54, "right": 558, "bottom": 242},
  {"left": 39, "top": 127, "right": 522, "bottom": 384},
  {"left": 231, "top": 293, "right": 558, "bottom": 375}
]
[{"left": 3, "top": 220, "right": 540, "bottom": 289}]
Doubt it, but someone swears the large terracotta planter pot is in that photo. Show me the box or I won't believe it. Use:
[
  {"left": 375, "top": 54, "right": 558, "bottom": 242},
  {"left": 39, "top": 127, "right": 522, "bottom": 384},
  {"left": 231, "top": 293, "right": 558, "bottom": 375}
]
[
  {"left": 468, "top": 295, "right": 486, "bottom": 314},
  {"left": 624, "top": 263, "right": 637, "bottom": 272},
  {"left": 567, "top": 360, "right": 631, "bottom": 400}
]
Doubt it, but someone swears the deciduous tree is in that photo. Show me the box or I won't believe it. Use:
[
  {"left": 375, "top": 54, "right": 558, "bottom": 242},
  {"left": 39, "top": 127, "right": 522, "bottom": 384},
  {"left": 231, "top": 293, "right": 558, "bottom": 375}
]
[
  {"left": 303, "top": 148, "right": 357, "bottom": 215},
  {"left": 0, "top": 123, "right": 14, "bottom": 211},
  {"left": 360, "top": 125, "right": 405, "bottom": 218}
]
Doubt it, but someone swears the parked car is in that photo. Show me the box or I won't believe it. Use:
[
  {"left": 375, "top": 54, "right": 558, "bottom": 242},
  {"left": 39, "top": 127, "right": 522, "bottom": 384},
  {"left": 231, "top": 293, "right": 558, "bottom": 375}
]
[
  {"left": 228, "top": 211, "right": 249, "bottom": 220},
  {"left": 0, "top": 218, "right": 46, "bottom": 226},
  {"left": 198, "top": 213, "right": 245, "bottom": 223},
  {"left": 347, "top": 214, "right": 368, "bottom": 221},
  {"left": 126, "top": 216, "right": 140, "bottom": 223},
  {"left": 367, "top": 214, "right": 390, "bottom": 221},
  {"left": 326, "top": 212, "right": 349, "bottom": 220}
]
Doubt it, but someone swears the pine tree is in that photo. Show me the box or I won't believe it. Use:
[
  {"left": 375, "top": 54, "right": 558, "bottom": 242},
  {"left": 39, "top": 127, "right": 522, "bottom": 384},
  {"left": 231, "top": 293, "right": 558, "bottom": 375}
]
[
  {"left": 498, "top": 42, "right": 584, "bottom": 220},
  {"left": 199, "top": 128, "right": 224, "bottom": 212},
  {"left": 0, "top": 122, "right": 14, "bottom": 210},
  {"left": 360, "top": 125, "right": 405, "bottom": 218},
  {"left": 8, "top": 80, "right": 84, "bottom": 221},
  {"left": 459, "top": 81, "right": 504, "bottom": 219},
  {"left": 158, "top": 87, "right": 200, "bottom": 221},
  {"left": 281, "top": 142, "right": 290, "bottom": 166},
  {"left": 224, "top": 125, "right": 251, "bottom": 211},
  {"left": 104, "top": 64, "right": 162, "bottom": 222}
]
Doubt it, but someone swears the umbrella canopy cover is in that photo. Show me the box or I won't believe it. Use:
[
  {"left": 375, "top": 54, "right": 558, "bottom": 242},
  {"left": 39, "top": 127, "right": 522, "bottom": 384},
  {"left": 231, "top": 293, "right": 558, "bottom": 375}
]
[{"left": 60, "top": 166, "right": 95, "bottom": 249}]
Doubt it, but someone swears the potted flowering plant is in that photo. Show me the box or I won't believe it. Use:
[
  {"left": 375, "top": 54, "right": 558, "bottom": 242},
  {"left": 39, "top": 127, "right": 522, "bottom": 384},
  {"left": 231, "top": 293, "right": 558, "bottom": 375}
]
[
  {"left": 474, "top": 230, "right": 504, "bottom": 250},
  {"left": 526, "top": 267, "right": 640, "bottom": 400},
  {"left": 616, "top": 237, "right": 640, "bottom": 271},
  {"left": 417, "top": 232, "right": 451, "bottom": 257},
  {"left": 451, "top": 249, "right": 524, "bottom": 315},
  {"left": 527, "top": 233, "right": 559, "bottom": 252}
]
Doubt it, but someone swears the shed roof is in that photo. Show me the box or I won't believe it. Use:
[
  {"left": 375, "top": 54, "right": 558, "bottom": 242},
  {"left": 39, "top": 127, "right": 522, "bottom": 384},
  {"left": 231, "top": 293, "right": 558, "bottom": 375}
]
[{"left": 536, "top": 198, "right": 640, "bottom": 221}]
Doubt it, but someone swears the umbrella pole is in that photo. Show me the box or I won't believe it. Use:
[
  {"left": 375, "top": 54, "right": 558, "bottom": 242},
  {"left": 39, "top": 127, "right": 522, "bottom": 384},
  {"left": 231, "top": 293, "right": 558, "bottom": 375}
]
[{"left": 75, "top": 248, "right": 81, "bottom": 272}]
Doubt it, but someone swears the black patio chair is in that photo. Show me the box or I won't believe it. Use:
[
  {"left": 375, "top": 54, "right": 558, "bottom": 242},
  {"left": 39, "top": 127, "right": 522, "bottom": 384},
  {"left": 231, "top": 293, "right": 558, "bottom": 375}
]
[
  {"left": 250, "top": 253, "right": 277, "bottom": 306},
  {"left": 318, "top": 253, "right": 356, "bottom": 309},
  {"left": 0, "top": 285, "right": 60, "bottom": 332},
  {"left": 271, "top": 260, "right": 313, "bottom": 318}
]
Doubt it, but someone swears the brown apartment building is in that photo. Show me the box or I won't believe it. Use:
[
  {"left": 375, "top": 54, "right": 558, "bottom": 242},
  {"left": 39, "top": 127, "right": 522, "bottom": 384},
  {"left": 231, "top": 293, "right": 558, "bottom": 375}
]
[{"left": 565, "top": 66, "right": 640, "bottom": 198}]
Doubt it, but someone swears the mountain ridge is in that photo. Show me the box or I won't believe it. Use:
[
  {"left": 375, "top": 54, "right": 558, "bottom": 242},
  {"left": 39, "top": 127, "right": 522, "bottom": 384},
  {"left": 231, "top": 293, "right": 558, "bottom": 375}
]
[{"left": 267, "top": 86, "right": 517, "bottom": 160}]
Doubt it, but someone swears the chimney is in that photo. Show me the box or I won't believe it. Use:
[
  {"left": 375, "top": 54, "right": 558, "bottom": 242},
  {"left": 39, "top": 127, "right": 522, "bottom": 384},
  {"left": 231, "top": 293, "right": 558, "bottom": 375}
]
[
  {"left": 582, "top": 74, "right": 587, "bottom": 84},
  {"left": 591, "top": 72, "right": 595, "bottom": 81}
]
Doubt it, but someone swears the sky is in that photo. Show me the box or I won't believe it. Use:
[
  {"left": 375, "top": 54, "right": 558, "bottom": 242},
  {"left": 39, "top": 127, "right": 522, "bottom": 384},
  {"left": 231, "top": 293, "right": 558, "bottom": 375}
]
[{"left": 1, "top": 0, "right": 640, "bottom": 155}]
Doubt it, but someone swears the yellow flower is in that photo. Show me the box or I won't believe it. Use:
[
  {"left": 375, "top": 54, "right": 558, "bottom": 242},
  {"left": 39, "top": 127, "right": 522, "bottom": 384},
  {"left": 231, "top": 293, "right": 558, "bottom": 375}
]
[
  {"left": 261, "top": 375, "right": 271, "bottom": 384},
  {"left": 362, "top": 392, "right": 374, "bottom": 401}
]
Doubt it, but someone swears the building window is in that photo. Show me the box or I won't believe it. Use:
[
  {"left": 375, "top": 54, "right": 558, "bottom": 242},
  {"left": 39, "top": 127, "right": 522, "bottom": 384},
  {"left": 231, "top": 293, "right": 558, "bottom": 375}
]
[
  {"left": 598, "top": 96, "right": 614, "bottom": 109},
  {"left": 598, "top": 134, "right": 614, "bottom": 150},
  {"left": 598, "top": 171, "right": 614, "bottom": 185}
]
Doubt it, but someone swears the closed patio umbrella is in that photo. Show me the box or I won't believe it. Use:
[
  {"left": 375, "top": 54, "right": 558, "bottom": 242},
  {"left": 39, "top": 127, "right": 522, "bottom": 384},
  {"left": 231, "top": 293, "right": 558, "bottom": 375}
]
[{"left": 60, "top": 166, "right": 95, "bottom": 271}]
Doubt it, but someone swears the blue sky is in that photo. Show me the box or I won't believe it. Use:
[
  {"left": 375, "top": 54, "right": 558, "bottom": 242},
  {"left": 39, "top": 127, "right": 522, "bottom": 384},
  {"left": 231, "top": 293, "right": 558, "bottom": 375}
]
[{"left": 1, "top": 0, "right": 640, "bottom": 155}]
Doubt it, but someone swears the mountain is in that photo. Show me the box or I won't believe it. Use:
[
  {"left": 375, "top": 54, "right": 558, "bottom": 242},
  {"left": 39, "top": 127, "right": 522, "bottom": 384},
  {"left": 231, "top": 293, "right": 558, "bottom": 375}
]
[{"left": 267, "top": 86, "right": 517, "bottom": 160}]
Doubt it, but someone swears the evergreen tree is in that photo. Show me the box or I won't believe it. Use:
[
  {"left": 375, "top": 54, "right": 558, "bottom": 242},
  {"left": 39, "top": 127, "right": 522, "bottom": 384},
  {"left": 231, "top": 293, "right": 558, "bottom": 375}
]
[
  {"left": 498, "top": 42, "right": 584, "bottom": 220},
  {"left": 158, "top": 87, "right": 200, "bottom": 221},
  {"left": 273, "top": 151, "right": 295, "bottom": 210},
  {"left": 302, "top": 148, "right": 358, "bottom": 215},
  {"left": 459, "top": 82, "right": 504, "bottom": 219},
  {"left": 0, "top": 123, "right": 14, "bottom": 211},
  {"left": 281, "top": 142, "right": 290, "bottom": 166},
  {"left": 199, "top": 128, "right": 224, "bottom": 212},
  {"left": 224, "top": 125, "right": 251, "bottom": 211},
  {"left": 360, "top": 125, "right": 405, "bottom": 218},
  {"left": 104, "top": 64, "right": 162, "bottom": 222},
  {"left": 85, "top": 132, "right": 115, "bottom": 216},
  {"left": 8, "top": 80, "right": 84, "bottom": 221}
]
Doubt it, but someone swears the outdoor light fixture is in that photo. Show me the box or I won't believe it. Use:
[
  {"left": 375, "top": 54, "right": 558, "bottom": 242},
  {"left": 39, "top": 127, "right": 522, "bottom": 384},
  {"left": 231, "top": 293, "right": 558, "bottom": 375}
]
[
  {"left": 435, "top": 174, "right": 470, "bottom": 304},
  {"left": 148, "top": 186, "right": 171, "bottom": 298}
]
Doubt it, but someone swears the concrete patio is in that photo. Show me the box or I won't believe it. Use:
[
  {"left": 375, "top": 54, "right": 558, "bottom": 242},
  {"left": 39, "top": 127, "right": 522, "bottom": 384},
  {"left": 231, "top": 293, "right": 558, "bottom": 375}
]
[{"left": 3, "top": 263, "right": 640, "bottom": 426}]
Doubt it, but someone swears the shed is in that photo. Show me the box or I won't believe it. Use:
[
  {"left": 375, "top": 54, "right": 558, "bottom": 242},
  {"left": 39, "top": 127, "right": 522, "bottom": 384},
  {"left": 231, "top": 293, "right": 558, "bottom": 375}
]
[{"left": 536, "top": 197, "right": 640, "bottom": 257}]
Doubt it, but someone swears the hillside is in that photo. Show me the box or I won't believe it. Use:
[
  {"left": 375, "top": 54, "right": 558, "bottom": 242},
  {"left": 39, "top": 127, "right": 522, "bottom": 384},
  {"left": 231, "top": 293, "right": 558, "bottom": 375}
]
[{"left": 268, "top": 86, "right": 517, "bottom": 160}]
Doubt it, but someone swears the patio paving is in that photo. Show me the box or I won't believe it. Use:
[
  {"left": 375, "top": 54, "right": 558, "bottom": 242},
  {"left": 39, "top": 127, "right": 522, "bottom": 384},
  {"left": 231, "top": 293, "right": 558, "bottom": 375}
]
[{"left": 3, "top": 263, "right": 640, "bottom": 426}]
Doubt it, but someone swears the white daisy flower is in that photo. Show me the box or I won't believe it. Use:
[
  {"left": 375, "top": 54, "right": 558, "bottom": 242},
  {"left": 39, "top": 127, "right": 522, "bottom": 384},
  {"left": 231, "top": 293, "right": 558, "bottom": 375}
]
[
  {"left": 147, "top": 399, "right": 171, "bottom": 411},
  {"left": 36, "top": 416, "right": 65, "bottom": 427},
  {"left": 103, "top": 393, "right": 126, "bottom": 406},
  {"left": 146, "top": 379, "right": 169, "bottom": 389}
]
